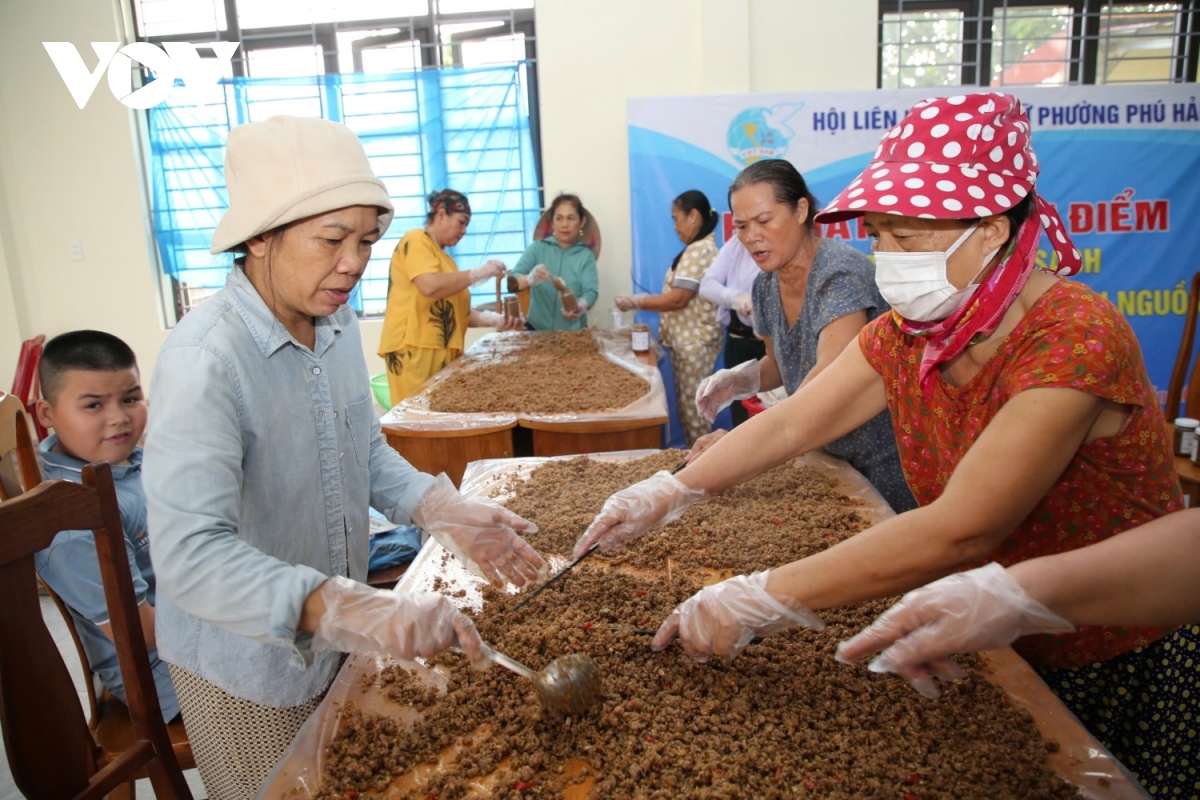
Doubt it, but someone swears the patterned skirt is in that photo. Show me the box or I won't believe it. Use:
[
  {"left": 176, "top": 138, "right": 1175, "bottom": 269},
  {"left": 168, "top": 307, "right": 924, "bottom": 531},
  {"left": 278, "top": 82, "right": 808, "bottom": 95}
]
[
  {"left": 1037, "top": 624, "right": 1200, "bottom": 799},
  {"left": 167, "top": 664, "right": 331, "bottom": 800}
]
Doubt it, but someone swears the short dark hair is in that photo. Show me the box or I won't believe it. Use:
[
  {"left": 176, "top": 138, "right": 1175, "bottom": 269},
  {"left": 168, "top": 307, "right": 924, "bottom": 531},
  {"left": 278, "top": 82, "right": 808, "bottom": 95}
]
[
  {"left": 672, "top": 189, "right": 718, "bottom": 244},
  {"left": 39, "top": 330, "right": 138, "bottom": 404},
  {"left": 549, "top": 193, "right": 588, "bottom": 223},
  {"left": 728, "top": 159, "right": 819, "bottom": 230}
]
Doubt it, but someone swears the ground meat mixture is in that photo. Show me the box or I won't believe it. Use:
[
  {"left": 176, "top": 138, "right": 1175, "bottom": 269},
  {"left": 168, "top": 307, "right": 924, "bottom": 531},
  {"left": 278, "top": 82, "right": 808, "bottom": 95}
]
[
  {"left": 500, "top": 451, "right": 869, "bottom": 575},
  {"left": 316, "top": 453, "right": 1080, "bottom": 799},
  {"left": 423, "top": 330, "right": 649, "bottom": 414}
]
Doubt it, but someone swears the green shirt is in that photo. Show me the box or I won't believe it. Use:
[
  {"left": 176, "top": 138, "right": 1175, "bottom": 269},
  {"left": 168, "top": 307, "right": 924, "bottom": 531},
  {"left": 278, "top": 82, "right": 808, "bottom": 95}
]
[{"left": 511, "top": 238, "right": 599, "bottom": 331}]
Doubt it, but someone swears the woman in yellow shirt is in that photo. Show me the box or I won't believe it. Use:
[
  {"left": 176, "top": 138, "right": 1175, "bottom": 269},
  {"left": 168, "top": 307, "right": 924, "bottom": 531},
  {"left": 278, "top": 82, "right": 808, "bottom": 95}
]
[{"left": 379, "top": 189, "right": 522, "bottom": 404}]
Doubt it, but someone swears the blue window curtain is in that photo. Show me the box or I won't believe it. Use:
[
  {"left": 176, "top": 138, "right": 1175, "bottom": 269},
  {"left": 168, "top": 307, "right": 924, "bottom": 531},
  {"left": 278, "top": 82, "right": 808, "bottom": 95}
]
[{"left": 147, "top": 63, "right": 542, "bottom": 316}]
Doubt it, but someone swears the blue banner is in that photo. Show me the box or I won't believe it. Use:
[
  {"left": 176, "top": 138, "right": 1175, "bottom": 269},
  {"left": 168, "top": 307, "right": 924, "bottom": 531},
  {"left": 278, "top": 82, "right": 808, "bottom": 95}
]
[{"left": 629, "top": 86, "right": 1200, "bottom": 444}]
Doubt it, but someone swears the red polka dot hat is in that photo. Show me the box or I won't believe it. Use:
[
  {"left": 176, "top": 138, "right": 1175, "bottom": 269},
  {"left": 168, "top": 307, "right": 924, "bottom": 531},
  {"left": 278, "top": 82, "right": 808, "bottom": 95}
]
[{"left": 815, "top": 92, "right": 1081, "bottom": 276}]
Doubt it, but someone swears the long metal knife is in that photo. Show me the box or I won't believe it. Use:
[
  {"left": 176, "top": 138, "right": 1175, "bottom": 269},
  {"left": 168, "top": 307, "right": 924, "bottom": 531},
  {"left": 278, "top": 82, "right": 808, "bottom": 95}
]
[{"left": 511, "top": 543, "right": 600, "bottom": 611}]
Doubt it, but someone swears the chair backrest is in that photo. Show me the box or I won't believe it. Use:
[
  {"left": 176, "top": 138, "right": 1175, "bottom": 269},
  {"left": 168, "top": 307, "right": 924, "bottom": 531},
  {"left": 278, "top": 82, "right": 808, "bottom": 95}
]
[
  {"left": 0, "top": 465, "right": 192, "bottom": 800},
  {"left": 0, "top": 411, "right": 105, "bottom": 725},
  {"left": 0, "top": 407, "right": 41, "bottom": 500},
  {"left": 0, "top": 394, "right": 28, "bottom": 495},
  {"left": 11, "top": 336, "right": 48, "bottom": 441},
  {"left": 1167, "top": 271, "right": 1200, "bottom": 420}
]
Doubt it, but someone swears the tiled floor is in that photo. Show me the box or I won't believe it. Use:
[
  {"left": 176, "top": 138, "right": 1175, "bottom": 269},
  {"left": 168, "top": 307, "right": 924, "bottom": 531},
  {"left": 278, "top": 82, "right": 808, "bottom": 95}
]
[{"left": 0, "top": 597, "right": 208, "bottom": 800}]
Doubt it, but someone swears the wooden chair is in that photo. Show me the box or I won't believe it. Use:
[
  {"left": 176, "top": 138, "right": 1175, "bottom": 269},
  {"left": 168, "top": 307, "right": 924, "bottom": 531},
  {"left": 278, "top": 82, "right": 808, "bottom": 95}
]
[
  {"left": 1, "top": 410, "right": 195, "bottom": 797},
  {"left": 0, "top": 396, "right": 39, "bottom": 501},
  {"left": 0, "top": 464, "right": 193, "bottom": 800},
  {"left": 1166, "top": 270, "right": 1200, "bottom": 507}
]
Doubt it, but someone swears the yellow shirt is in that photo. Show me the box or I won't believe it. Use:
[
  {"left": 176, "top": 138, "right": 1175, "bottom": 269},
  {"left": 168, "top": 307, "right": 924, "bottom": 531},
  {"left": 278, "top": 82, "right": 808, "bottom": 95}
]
[{"left": 378, "top": 229, "right": 472, "bottom": 355}]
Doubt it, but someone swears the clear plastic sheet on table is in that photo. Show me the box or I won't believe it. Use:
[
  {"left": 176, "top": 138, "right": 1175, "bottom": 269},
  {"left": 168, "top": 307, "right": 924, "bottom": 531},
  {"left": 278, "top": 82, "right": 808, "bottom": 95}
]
[
  {"left": 378, "top": 330, "right": 668, "bottom": 432},
  {"left": 258, "top": 450, "right": 1143, "bottom": 799}
]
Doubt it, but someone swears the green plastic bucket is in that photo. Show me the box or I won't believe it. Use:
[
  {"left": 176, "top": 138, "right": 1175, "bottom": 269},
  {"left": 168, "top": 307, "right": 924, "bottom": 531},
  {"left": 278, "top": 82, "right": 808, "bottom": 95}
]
[{"left": 369, "top": 373, "right": 391, "bottom": 409}]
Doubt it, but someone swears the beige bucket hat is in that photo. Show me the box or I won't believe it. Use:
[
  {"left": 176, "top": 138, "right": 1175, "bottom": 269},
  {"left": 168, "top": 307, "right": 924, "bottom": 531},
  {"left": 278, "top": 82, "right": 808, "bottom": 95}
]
[{"left": 210, "top": 115, "right": 394, "bottom": 254}]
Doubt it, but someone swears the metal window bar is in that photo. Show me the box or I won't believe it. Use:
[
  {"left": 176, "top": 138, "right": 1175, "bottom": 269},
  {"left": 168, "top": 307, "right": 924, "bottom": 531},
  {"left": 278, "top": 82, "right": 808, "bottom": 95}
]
[
  {"left": 878, "top": 0, "right": 1198, "bottom": 88},
  {"left": 125, "top": 0, "right": 543, "bottom": 320}
]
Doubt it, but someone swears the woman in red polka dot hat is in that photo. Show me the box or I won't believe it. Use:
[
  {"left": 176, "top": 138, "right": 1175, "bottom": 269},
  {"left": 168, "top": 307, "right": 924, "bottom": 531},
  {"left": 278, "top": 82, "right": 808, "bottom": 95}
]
[{"left": 578, "top": 92, "right": 1190, "bottom": 796}]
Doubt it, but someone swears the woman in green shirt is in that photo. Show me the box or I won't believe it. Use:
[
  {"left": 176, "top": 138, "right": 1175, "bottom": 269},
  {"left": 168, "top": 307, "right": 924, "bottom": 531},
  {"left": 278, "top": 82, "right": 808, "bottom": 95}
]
[{"left": 510, "top": 194, "right": 600, "bottom": 330}]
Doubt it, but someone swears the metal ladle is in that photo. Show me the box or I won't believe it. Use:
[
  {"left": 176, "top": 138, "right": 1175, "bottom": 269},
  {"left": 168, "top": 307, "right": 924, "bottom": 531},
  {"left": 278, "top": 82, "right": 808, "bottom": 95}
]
[{"left": 485, "top": 647, "right": 603, "bottom": 716}]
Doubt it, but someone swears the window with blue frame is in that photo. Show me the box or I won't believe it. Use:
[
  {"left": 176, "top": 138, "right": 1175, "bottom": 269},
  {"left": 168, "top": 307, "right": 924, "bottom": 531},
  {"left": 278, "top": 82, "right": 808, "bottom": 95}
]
[
  {"left": 148, "top": 64, "right": 542, "bottom": 317},
  {"left": 130, "top": 0, "right": 542, "bottom": 319}
]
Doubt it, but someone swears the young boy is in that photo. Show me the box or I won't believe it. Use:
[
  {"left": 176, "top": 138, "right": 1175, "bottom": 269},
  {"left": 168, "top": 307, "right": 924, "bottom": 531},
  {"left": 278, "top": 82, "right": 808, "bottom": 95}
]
[{"left": 33, "top": 330, "right": 179, "bottom": 722}]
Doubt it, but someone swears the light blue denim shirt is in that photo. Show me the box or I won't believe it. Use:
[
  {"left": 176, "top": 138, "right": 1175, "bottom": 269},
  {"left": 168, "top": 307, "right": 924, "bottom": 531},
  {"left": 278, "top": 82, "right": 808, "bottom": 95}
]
[{"left": 144, "top": 266, "right": 436, "bottom": 707}]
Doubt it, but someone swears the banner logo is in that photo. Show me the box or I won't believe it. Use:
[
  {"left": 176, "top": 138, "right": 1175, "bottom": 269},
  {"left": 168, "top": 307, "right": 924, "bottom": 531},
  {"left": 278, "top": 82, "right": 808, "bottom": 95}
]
[
  {"left": 726, "top": 104, "right": 804, "bottom": 165},
  {"left": 43, "top": 41, "right": 240, "bottom": 109}
]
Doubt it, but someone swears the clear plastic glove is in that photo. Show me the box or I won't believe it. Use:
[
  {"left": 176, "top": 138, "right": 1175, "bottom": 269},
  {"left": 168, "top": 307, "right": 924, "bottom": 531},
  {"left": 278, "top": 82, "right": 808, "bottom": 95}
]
[
  {"left": 614, "top": 294, "right": 646, "bottom": 312},
  {"left": 733, "top": 293, "right": 754, "bottom": 318},
  {"left": 695, "top": 359, "right": 761, "bottom": 422},
  {"left": 474, "top": 309, "right": 524, "bottom": 332},
  {"left": 573, "top": 470, "right": 707, "bottom": 557},
  {"left": 652, "top": 570, "right": 824, "bottom": 661},
  {"left": 528, "top": 264, "right": 551, "bottom": 286},
  {"left": 562, "top": 298, "right": 589, "bottom": 321},
  {"left": 311, "top": 575, "right": 485, "bottom": 662},
  {"left": 467, "top": 259, "right": 507, "bottom": 286},
  {"left": 835, "top": 563, "right": 1074, "bottom": 698},
  {"left": 413, "top": 474, "right": 547, "bottom": 588}
]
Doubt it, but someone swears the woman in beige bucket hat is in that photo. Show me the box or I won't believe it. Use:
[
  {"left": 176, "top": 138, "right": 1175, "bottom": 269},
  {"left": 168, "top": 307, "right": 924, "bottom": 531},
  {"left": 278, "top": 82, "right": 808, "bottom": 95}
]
[{"left": 141, "top": 115, "right": 547, "bottom": 797}]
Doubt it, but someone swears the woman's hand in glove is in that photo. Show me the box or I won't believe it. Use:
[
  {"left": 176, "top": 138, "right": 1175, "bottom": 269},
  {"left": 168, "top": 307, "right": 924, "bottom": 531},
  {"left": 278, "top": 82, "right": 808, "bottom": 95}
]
[
  {"left": 695, "top": 359, "right": 761, "bottom": 422},
  {"left": 573, "top": 470, "right": 707, "bottom": 557},
  {"left": 652, "top": 570, "right": 824, "bottom": 661},
  {"left": 311, "top": 575, "right": 485, "bottom": 661},
  {"left": 836, "top": 563, "right": 1074, "bottom": 698},
  {"left": 562, "top": 298, "right": 589, "bottom": 321},
  {"left": 467, "top": 259, "right": 507, "bottom": 285},
  {"left": 733, "top": 293, "right": 754, "bottom": 318},
  {"left": 528, "top": 264, "right": 551, "bottom": 286},
  {"left": 413, "top": 474, "right": 547, "bottom": 588},
  {"left": 614, "top": 294, "right": 645, "bottom": 312}
]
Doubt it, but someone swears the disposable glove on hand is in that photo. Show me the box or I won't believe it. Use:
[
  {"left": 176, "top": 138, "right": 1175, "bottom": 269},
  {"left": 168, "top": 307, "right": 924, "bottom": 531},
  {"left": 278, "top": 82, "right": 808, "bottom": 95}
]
[
  {"left": 614, "top": 294, "right": 646, "bottom": 312},
  {"left": 311, "top": 575, "right": 485, "bottom": 662},
  {"left": 836, "top": 562, "right": 1074, "bottom": 698},
  {"left": 573, "top": 470, "right": 707, "bottom": 557},
  {"left": 475, "top": 309, "right": 524, "bottom": 331},
  {"left": 467, "top": 259, "right": 507, "bottom": 286},
  {"left": 562, "top": 298, "right": 589, "bottom": 321},
  {"left": 733, "top": 293, "right": 754, "bottom": 318},
  {"left": 695, "top": 359, "right": 761, "bottom": 422},
  {"left": 413, "top": 474, "right": 547, "bottom": 588},
  {"left": 528, "top": 264, "right": 551, "bottom": 286},
  {"left": 652, "top": 570, "right": 824, "bottom": 661}
]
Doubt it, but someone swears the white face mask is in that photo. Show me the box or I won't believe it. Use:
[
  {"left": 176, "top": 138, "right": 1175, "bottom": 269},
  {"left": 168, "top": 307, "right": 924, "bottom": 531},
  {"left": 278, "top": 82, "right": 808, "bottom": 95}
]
[{"left": 873, "top": 223, "right": 1000, "bottom": 322}]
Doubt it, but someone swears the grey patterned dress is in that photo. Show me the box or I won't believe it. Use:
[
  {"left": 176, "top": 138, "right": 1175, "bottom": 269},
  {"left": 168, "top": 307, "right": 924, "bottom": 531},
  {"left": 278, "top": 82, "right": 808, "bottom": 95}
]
[{"left": 752, "top": 238, "right": 917, "bottom": 513}]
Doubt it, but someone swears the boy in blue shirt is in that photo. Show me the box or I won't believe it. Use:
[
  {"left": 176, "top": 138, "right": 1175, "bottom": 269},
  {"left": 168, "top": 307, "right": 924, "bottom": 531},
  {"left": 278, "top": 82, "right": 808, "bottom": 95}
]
[{"left": 33, "top": 330, "right": 179, "bottom": 722}]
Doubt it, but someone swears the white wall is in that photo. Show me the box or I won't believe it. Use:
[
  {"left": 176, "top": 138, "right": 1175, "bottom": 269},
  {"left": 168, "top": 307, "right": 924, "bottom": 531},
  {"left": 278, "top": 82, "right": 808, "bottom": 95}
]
[
  {"left": 0, "top": 0, "right": 877, "bottom": 389},
  {"left": 535, "top": 0, "right": 878, "bottom": 321}
]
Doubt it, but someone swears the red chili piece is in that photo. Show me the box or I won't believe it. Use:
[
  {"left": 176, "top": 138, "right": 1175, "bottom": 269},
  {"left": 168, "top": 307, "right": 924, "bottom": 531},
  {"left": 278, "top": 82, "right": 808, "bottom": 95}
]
[
  {"left": 636, "top": 590, "right": 647, "bottom": 596},
  {"left": 644, "top": 735, "right": 656, "bottom": 742},
  {"left": 906, "top": 773, "right": 921, "bottom": 784},
  {"left": 514, "top": 780, "right": 537, "bottom": 790},
  {"left": 582, "top": 621, "right": 593, "bottom": 631},
  {"left": 344, "top": 792, "right": 358, "bottom": 799}
]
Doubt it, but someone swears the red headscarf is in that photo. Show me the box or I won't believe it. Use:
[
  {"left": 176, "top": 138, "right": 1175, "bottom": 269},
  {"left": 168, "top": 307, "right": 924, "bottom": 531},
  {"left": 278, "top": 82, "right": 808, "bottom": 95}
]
[{"left": 815, "top": 93, "right": 1081, "bottom": 394}]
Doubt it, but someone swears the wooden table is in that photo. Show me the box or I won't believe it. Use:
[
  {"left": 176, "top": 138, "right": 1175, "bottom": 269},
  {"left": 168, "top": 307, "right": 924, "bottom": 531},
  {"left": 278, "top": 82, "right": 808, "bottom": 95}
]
[
  {"left": 260, "top": 451, "right": 1147, "bottom": 799},
  {"left": 380, "top": 331, "right": 668, "bottom": 486}
]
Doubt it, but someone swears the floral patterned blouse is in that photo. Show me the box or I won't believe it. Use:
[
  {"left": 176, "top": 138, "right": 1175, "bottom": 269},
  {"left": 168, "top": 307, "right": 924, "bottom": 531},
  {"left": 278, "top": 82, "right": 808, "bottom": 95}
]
[
  {"left": 659, "top": 233, "right": 722, "bottom": 349},
  {"left": 860, "top": 278, "right": 1183, "bottom": 670}
]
